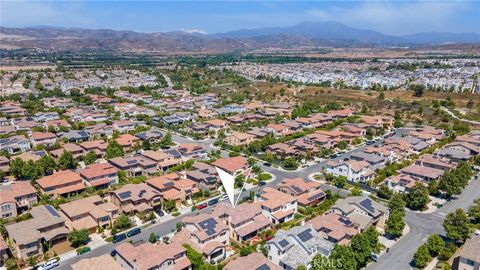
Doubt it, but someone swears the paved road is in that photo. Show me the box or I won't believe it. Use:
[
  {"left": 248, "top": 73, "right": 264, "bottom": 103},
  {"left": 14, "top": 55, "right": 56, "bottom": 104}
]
[{"left": 367, "top": 175, "right": 480, "bottom": 270}]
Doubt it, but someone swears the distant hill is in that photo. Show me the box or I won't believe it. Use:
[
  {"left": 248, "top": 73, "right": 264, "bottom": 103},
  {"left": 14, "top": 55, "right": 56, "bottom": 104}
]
[{"left": 1, "top": 21, "right": 479, "bottom": 52}]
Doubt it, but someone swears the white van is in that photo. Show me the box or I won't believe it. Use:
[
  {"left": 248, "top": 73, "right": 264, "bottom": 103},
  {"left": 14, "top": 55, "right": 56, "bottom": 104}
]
[{"left": 44, "top": 259, "right": 59, "bottom": 270}]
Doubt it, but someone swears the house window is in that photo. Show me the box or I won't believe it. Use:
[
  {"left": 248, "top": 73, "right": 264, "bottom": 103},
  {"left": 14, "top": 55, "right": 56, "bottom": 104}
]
[
  {"left": 466, "top": 259, "right": 475, "bottom": 266},
  {"left": 1, "top": 204, "right": 11, "bottom": 211}
]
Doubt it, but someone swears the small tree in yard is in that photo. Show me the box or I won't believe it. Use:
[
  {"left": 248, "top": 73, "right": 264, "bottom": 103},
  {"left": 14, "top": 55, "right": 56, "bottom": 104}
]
[
  {"left": 149, "top": 232, "right": 157, "bottom": 243},
  {"left": 406, "top": 183, "right": 430, "bottom": 211},
  {"left": 426, "top": 234, "right": 444, "bottom": 257},
  {"left": 114, "top": 214, "right": 132, "bottom": 230},
  {"left": 59, "top": 150, "right": 77, "bottom": 169},
  {"left": 414, "top": 244, "right": 432, "bottom": 269},
  {"left": 84, "top": 151, "right": 97, "bottom": 165},
  {"left": 68, "top": 229, "right": 90, "bottom": 247},
  {"left": 385, "top": 210, "right": 405, "bottom": 239},
  {"left": 443, "top": 209, "right": 471, "bottom": 243}
]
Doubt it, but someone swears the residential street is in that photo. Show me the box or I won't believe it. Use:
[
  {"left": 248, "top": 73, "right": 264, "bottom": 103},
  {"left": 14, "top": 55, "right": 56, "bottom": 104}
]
[{"left": 367, "top": 175, "right": 480, "bottom": 270}]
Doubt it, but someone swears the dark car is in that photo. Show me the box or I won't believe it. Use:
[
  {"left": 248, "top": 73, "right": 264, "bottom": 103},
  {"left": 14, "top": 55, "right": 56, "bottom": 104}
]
[
  {"left": 208, "top": 198, "right": 219, "bottom": 206},
  {"left": 110, "top": 250, "right": 117, "bottom": 257},
  {"left": 112, "top": 233, "right": 127, "bottom": 243},
  {"left": 126, "top": 227, "right": 141, "bottom": 237},
  {"left": 155, "top": 209, "right": 165, "bottom": 217},
  {"left": 366, "top": 140, "right": 375, "bottom": 145},
  {"left": 258, "top": 181, "right": 266, "bottom": 186},
  {"left": 263, "top": 162, "right": 272, "bottom": 167},
  {"left": 197, "top": 203, "right": 208, "bottom": 210}
]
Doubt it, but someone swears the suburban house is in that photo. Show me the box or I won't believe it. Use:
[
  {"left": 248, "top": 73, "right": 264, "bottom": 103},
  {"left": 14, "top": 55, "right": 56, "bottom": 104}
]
[
  {"left": 267, "top": 226, "right": 334, "bottom": 270},
  {"left": 330, "top": 196, "right": 389, "bottom": 231},
  {"left": 30, "top": 132, "right": 57, "bottom": 147},
  {"left": 136, "top": 129, "right": 164, "bottom": 144},
  {"left": 278, "top": 178, "right": 326, "bottom": 208},
  {"left": 0, "top": 181, "right": 38, "bottom": 218},
  {"left": 113, "top": 120, "right": 136, "bottom": 133},
  {"left": 71, "top": 254, "right": 123, "bottom": 270},
  {"left": 108, "top": 154, "right": 158, "bottom": 177},
  {"left": 173, "top": 213, "right": 229, "bottom": 263},
  {"left": 400, "top": 164, "right": 444, "bottom": 182},
  {"left": 177, "top": 144, "right": 208, "bottom": 160},
  {"left": 59, "top": 195, "right": 120, "bottom": 233},
  {"left": 453, "top": 235, "right": 480, "bottom": 270},
  {"left": 36, "top": 170, "right": 86, "bottom": 198},
  {"left": 5, "top": 205, "right": 69, "bottom": 259},
  {"left": 61, "top": 130, "right": 90, "bottom": 143},
  {"left": 146, "top": 173, "right": 199, "bottom": 207},
  {"left": 79, "top": 140, "right": 108, "bottom": 157},
  {"left": 0, "top": 135, "right": 32, "bottom": 154},
  {"left": 225, "top": 132, "right": 256, "bottom": 147},
  {"left": 205, "top": 119, "right": 228, "bottom": 131},
  {"left": 141, "top": 150, "right": 182, "bottom": 171},
  {"left": 110, "top": 183, "right": 162, "bottom": 214},
  {"left": 308, "top": 213, "right": 359, "bottom": 245},
  {"left": 213, "top": 202, "right": 272, "bottom": 242},
  {"left": 115, "top": 134, "right": 141, "bottom": 152},
  {"left": 78, "top": 163, "right": 119, "bottom": 188},
  {"left": 256, "top": 187, "right": 298, "bottom": 224},
  {"left": 186, "top": 162, "right": 220, "bottom": 191},
  {"left": 115, "top": 242, "right": 191, "bottom": 270},
  {"left": 85, "top": 123, "right": 114, "bottom": 138},
  {"left": 224, "top": 253, "right": 280, "bottom": 270},
  {"left": 415, "top": 154, "right": 455, "bottom": 172},
  {"left": 0, "top": 236, "right": 8, "bottom": 266},
  {"left": 211, "top": 156, "right": 248, "bottom": 175},
  {"left": 324, "top": 160, "right": 376, "bottom": 183},
  {"left": 50, "top": 143, "right": 86, "bottom": 160},
  {"left": 384, "top": 174, "right": 423, "bottom": 193}
]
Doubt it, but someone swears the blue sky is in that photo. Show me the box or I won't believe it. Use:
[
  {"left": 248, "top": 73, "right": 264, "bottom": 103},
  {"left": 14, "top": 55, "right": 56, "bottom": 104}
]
[{"left": 1, "top": 1, "right": 479, "bottom": 35}]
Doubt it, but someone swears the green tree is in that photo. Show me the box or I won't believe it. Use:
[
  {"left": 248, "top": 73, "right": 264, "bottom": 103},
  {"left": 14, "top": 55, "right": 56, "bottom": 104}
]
[
  {"left": 160, "top": 132, "right": 173, "bottom": 149},
  {"left": 377, "top": 185, "right": 393, "bottom": 200},
  {"left": 406, "top": 183, "right": 431, "bottom": 211},
  {"left": 443, "top": 209, "right": 471, "bottom": 243},
  {"left": 38, "top": 155, "right": 56, "bottom": 175},
  {"left": 84, "top": 151, "right": 97, "bottom": 165},
  {"left": 337, "top": 141, "right": 348, "bottom": 150},
  {"left": 106, "top": 141, "right": 124, "bottom": 159},
  {"left": 10, "top": 158, "right": 24, "bottom": 179},
  {"left": 59, "top": 150, "right": 77, "bottom": 170},
  {"left": 388, "top": 193, "right": 406, "bottom": 214},
  {"left": 21, "top": 160, "right": 40, "bottom": 181},
  {"left": 351, "top": 233, "right": 373, "bottom": 267},
  {"left": 149, "top": 232, "right": 157, "bottom": 243},
  {"left": 164, "top": 200, "right": 177, "bottom": 213},
  {"left": 142, "top": 139, "right": 152, "bottom": 150},
  {"left": 468, "top": 198, "right": 480, "bottom": 224},
  {"left": 114, "top": 214, "right": 132, "bottom": 230},
  {"left": 68, "top": 229, "right": 90, "bottom": 247},
  {"left": 283, "top": 157, "right": 299, "bottom": 170},
  {"left": 334, "top": 176, "right": 348, "bottom": 188},
  {"left": 426, "top": 234, "right": 444, "bottom": 257},
  {"left": 328, "top": 244, "right": 357, "bottom": 270},
  {"left": 385, "top": 210, "right": 405, "bottom": 239},
  {"left": 413, "top": 244, "right": 432, "bottom": 268}
]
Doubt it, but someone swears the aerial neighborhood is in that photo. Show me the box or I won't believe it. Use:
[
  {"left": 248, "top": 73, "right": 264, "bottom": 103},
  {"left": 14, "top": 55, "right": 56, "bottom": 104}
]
[{"left": 0, "top": 56, "right": 479, "bottom": 270}]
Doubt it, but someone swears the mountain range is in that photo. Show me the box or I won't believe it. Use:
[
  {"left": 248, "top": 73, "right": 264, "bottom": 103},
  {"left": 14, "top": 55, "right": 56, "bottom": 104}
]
[{"left": 1, "top": 21, "right": 479, "bottom": 52}]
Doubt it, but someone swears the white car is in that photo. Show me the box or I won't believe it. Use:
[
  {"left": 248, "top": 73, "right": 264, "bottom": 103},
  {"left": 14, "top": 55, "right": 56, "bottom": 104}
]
[
  {"left": 44, "top": 259, "right": 59, "bottom": 270},
  {"left": 219, "top": 194, "right": 229, "bottom": 202}
]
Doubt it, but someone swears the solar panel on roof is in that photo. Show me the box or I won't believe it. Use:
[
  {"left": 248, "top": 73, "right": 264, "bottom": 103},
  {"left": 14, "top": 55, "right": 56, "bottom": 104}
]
[
  {"left": 164, "top": 182, "right": 175, "bottom": 188},
  {"left": 291, "top": 185, "right": 304, "bottom": 194},
  {"left": 256, "top": 264, "right": 271, "bottom": 270},
  {"left": 359, "top": 198, "right": 375, "bottom": 213},
  {"left": 45, "top": 205, "right": 60, "bottom": 217},
  {"left": 307, "top": 192, "right": 326, "bottom": 202},
  {"left": 279, "top": 239, "right": 289, "bottom": 248},
  {"left": 298, "top": 228, "right": 313, "bottom": 242},
  {"left": 118, "top": 191, "right": 132, "bottom": 199},
  {"left": 127, "top": 160, "right": 137, "bottom": 165}
]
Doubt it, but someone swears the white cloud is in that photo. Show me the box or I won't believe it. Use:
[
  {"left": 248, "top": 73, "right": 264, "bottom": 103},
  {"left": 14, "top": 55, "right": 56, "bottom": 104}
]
[{"left": 181, "top": 28, "right": 208, "bottom": 35}]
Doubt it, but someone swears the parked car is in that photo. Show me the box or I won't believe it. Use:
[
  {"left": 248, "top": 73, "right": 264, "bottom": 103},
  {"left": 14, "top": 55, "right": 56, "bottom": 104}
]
[
  {"left": 263, "top": 162, "right": 271, "bottom": 167},
  {"left": 127, "top": 227, "right": 141, "bottom": 237},
  {"left": 44, "top": 259, "right": 59, "bottom": 269},
  {"left": 33, "top": 264, "right": 45, "bottom": 270},
  {"left": 208, "top": 198, "right": 219, "bottom": 206},
  {"left": 366, "top": 140, "right": 375, "bottom": 145},
  {"left": 371, "top": 254, "right": 379, "bottom": 262},
  {"left": 219, "top": 194, "right": 229, "bottom": 202},
  {"left": 110, "top": 250, "right": 117, "bottom": 257},
  {"left": 258, "top": 181, "right": 266, "bottom": 186},
  {"left": 112, "top": 233, "right": 127, "bottom": 243},
  {"left": 196, "top": 203, "right": 208, "bottom": 210},
  {"left": 155, "top": 209, "right": 165, "bottom": 217}
]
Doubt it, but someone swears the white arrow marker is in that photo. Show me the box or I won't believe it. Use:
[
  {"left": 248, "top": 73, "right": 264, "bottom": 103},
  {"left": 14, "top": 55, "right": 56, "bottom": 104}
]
[{"left": 215, "top": 167, "right": 236, "bottom": 207}]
